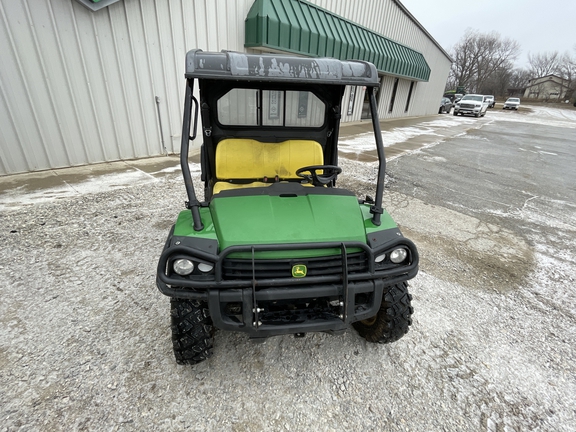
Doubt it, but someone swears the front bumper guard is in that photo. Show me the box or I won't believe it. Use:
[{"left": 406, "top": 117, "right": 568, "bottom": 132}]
[{"left": 156, "top": 239, "right": 418, "bottom": 336}]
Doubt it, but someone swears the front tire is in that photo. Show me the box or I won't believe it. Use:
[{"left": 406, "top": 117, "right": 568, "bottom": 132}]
[
  {"left": 170, "top": 298, "right": 214, "bottom": 365},
  {"left": 353, "top": 282, "right": 413, "bottom": 343}
]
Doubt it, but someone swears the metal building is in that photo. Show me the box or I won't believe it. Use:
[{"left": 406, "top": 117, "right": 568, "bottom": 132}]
[{"left": 0, "top": 0, "right": 452, "bottom": 176}]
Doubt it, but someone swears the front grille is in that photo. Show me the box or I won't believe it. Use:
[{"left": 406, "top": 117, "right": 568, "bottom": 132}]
[
  {"left": 460, "top": 103, "right": 475, "bottom": 109},
  {"left": 222, "top": 252, "right": 368, "bottom": 280}
]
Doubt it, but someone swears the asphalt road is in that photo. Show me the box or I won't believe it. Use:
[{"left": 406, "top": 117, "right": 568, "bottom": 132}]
[{"left": 388, "top": 116, "right": 576, "bottom": 231}]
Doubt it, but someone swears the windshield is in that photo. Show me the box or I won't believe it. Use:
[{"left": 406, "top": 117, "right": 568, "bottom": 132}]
[
  {"left": 507, "top": 98, "right": 520, "bottom": 102},
  {"left": 461, "top": 95, "right": 483, "bottom": 102},
  {"left": 217, "top": 89, "right": 325, "bottom": 127}
]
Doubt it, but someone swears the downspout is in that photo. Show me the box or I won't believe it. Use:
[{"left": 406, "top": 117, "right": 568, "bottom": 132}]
[
  {"left": 368, "top": 86, "right": 385, "bottom": 226},
  {"left": 155, "top": 96, "right": 167, "bottom": 155},
  {"left": 180, "top": 79, "right": 203, "bottom": 231}
]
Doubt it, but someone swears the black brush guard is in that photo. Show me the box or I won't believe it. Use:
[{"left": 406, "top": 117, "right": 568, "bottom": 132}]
[{"left": 157, "top": 238, "right": 418, "bottom": 337}]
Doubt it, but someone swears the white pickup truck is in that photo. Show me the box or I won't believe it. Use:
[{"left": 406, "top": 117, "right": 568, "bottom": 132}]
[{"left": 453, "top": 94, "right": 489, "bottom": 117}]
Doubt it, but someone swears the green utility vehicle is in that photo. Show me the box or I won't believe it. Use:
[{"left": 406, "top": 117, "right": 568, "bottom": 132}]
[{"left": 157, "top": 49, "right": 419, "bottom": 365}]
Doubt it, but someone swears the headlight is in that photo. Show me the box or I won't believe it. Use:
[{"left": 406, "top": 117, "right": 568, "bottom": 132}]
[
  {"left": 173, "top": 259, "right": 194, "bottom": 275},
  {"left": 389, "top": 248, "right": 408, "bottom": 264},
  {"left": 375, "top": 253, "right": 386, "bottom": 263},
  {"left": 197, "top": 262, "right": 214, "bottom": 273}
]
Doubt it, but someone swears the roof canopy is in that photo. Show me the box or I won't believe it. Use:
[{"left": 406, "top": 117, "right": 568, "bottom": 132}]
[
  {"left": 245, "top": 0, "right": 431, "bottom": 82},
  {"left": 185, "top": 49, "right": 379, "bottom": 86}
]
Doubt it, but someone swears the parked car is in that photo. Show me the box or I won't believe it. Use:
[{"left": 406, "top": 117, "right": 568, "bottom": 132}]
[
  {"left": 453, "top": 94, "right": 489, "bottom": 117},
  {"left": 484, "top": 95, "right": 495, "bottom": 108},
  {"left": 503, "top": 97, "right": 520, "bottom": 110},
  {"left": 439, "top": 97, "right": 453, "bottom": 114}
]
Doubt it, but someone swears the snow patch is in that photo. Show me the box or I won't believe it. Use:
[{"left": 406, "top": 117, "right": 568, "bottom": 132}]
[
  {"left": 0, "top": 169, "right": 155, "bottom": 211},
  {"left": 490, "top": 106, "right": 576, "bottom": 129}
]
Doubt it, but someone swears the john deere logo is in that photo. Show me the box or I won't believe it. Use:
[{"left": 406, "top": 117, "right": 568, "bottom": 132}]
[{"left": 292, "top": 264, "right": 307, "bottom": 278}]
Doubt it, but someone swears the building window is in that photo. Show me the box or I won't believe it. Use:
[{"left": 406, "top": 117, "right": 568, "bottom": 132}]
[
  {"left": 405, "top": 81, "right": 415, "bottom": 112},
  {"left": 388, "top": 78, "right": 399, "bottom": 113},
  {"left": 297, "top": 92, "right": 309, "bottom": 118},
  {"left": 347, "top": 87, "right": 357, "bottom": 116},
  {"left": 217, "top": 88, "right": 325, "bottom": 128}
]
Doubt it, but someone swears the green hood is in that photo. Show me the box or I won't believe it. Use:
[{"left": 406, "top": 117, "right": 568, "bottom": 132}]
[{"left": 210, "top": 193, "right": 366, "bottom": 258}]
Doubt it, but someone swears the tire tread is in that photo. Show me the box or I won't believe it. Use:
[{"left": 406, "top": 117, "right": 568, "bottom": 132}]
[
  {"left": 352, "top": 282, "right": 414, "bottom": 344},
  {"left": 170, "top": 298, "right": 214, "bottom": 365}
]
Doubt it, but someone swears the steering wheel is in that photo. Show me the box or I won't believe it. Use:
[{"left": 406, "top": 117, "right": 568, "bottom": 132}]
[{"left": 295, "top": 165, "right": 342, "bottom": 186}]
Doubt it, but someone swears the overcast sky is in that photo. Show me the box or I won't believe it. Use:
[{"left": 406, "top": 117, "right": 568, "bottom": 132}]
[{"left": 400, "top": 0, "right": 576, "bottom": 67}]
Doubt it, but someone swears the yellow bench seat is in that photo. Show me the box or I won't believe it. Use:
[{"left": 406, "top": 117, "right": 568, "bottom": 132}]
[{"left": 214, "top": 139, "right": 323, "bottom": 194}]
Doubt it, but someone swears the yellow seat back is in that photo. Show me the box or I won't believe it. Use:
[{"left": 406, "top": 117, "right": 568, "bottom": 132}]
[{"left": 215, "top": 139, "right": 323, "bottom": 180}]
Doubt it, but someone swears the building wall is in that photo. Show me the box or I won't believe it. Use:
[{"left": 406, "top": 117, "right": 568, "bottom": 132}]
[
  {"left": 312, "top": 0, "right": 452, "bottom": 118},
  {"left": 0, "top": 0, "right": 451, "bottom": 176},
  {"left": 523, "top": 76, "right": 570, "bottom": 100}
]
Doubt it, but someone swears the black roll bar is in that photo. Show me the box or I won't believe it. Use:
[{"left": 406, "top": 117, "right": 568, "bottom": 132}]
[
  {"left": 180, "top": 79, "right": 203, "bottom": 231},
  {"left": 368, "top": 86, "right": 385, "bottom": 226}
]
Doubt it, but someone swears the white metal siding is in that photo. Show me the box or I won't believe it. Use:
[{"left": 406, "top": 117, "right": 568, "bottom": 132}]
[
  {"left": 0, "top": 0, "right": 256, "bottom": 175},
  {"left": 0, "top": 0, "right": 450, "bottom": 175}
]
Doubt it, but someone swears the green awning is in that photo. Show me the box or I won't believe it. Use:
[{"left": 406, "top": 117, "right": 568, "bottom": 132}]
[{"left": 245, "top": 0, "right": 431, "bottom": 82}]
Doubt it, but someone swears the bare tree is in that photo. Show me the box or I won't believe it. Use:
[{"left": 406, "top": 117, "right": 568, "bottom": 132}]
[
  {"left": 558, "top": 51, "right": 576, "bottom": 98},
  {"left": 449, "top": 29, "right": 521, "bottom": 94},
  {"left": 527, "top": 51, "right": 561, "bottom": 77},
  {"left": 486, "top": 67, "right": 513, "bottom": 96},
  {"left": 509, "top": 69, "right": 531, "bottom": 89},
  {"left": 481, "top": 67, "right": 531, "bottom": 97}
]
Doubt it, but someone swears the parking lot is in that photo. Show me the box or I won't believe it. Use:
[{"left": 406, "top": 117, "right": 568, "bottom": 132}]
[{"left": 1, "top": 105, "right": 575, "bottom": 431}]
